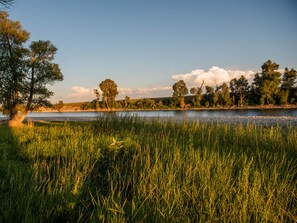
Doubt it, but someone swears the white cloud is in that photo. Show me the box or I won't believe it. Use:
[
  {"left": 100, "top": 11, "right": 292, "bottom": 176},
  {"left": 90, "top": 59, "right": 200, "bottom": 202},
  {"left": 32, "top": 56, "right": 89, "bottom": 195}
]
[
  {"left": 118, "top": 86, "right": 172, "bottom": 98},
  {"left": 68, "top": 86, "right": 93, "bottom": 98},
  {"left": 119, "top": 86, "right": 171, "bottom": 95},
  {"left": 172, "top": 66, "right": 256, "bottom": 88},
  {"left": 64, "top": 85, "right": 172, "bottom": 102}
]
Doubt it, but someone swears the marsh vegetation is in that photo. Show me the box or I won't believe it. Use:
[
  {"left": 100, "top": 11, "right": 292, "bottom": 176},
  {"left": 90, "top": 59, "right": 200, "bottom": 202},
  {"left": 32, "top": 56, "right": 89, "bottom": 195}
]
[{"left": 0, "top": 117, "right": 296, "bottom": 222}]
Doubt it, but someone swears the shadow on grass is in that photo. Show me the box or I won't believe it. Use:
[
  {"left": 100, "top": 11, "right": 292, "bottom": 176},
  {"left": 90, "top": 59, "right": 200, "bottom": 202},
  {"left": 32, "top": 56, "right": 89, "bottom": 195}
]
[
  {"left": 0, "top": 123, "right": 81, "bottom": 222},
  {"left": 0, "top": 124, "right": 42, "bottom": 222},
  {"left": 0, "top": 121, "right": 139, "bottom": 222}
]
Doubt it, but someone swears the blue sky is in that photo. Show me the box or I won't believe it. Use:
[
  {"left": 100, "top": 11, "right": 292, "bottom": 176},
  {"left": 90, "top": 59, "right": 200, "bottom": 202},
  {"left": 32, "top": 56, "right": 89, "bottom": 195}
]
[{"left": 7, "top": 0, "right": 297, "bottom": 102}]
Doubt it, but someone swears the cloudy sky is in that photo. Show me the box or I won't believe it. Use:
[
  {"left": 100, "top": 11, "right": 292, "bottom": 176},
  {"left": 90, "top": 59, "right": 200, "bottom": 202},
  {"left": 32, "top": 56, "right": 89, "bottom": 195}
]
[{"left": 7, "top": 0, "right": 297, "bottom": 102}]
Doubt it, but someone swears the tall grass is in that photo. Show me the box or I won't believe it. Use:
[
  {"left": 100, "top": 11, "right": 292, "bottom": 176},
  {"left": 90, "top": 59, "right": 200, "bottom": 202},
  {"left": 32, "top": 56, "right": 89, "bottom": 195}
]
[{"left": 0, "top": 117, "right": 296, "bottom": 222}]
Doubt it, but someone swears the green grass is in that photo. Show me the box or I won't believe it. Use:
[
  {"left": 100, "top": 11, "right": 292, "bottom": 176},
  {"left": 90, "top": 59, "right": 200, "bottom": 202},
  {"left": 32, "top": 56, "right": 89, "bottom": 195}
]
[{"left": 0, "top": 117, "right": 296, "bottom": 222}]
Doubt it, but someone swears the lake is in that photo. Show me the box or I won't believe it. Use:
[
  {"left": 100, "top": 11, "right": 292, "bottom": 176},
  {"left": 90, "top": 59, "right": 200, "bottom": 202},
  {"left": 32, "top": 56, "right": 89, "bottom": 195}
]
[{"left": 1, "top": 109, "right": 297, "bottom": 125}]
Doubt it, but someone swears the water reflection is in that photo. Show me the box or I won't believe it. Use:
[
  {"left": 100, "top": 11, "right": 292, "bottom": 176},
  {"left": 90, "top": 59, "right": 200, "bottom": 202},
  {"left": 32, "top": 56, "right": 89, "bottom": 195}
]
[{"left": 1, "top": 109, "right": 297, "bottom": 121}]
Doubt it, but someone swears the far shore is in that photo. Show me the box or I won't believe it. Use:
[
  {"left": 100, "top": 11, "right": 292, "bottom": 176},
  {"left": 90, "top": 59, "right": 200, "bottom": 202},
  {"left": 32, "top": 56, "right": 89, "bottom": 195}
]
[{"left": 34, "top": 104, "right": 297, "bottom": 113}]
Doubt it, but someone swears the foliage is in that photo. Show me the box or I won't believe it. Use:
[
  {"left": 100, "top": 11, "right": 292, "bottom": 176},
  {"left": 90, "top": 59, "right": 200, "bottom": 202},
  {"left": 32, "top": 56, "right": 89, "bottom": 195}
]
[
  {"left": 282, "top": 68, "right": 297, "bottom": 104},
  {"left": 0, "top": 0, "right": 13, "bottom": 8},
  {"left": 99, "top": 79, "right": 118, "bottom": 109},
  {"left": 204, "top": 86, "right": 215, "bottom": 107},
  {"left": 124, "top": 96, "right": 130, "bottom": 108},
  {"left": 215, "top": 83, "right": 232, "bottom": 107},
  {"left": 93, "top": 89, "right": 100, "bottom": 109},
  {"left": 172, "top": 80, "right": 188, "bottom": 109},
  {"left": 87, "top": 60, "right": 295, "bottom": 111},
  {"left": 190, "top": 80, "right": 204, "bottom": 107},
  {"left": 252, "top": 60, "right": 281, "bottom": 105},
  {"left": 0, "top": 11, "right": 63, "bottom": 125},
  {"left": 0, "top": 118, "right": 296, "bottom": 222},
  {"left": 230, "top": 75, "right": 250, "bottom": 106},
  {"left": 52, "top": 100, "right": 64, "bottom": 111}
]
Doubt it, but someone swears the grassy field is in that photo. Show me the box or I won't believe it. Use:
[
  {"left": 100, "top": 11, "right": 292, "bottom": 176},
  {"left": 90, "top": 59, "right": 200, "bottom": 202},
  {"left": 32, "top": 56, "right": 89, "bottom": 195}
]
[{"left": 0, "top": 117, "right": 296, "bottom": 222}]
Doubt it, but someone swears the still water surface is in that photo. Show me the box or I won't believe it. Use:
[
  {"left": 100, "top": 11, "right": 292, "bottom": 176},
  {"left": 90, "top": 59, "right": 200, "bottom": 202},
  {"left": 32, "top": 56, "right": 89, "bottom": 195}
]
[
  {"left": 1, "top": 109, "right": 297, "bottom": 121},
  {"left": 0, "top": 109, "right": 295, "bottom": 119}
]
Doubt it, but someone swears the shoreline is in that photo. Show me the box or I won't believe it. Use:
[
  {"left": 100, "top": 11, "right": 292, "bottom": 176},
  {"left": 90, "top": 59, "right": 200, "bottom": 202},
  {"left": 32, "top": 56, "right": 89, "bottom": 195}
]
[
  {"left": 1, "top": 106, "right": 297, "bottom": 126},
  {"left": 32, "top": 105, "right": 297, "bottom": 113}
]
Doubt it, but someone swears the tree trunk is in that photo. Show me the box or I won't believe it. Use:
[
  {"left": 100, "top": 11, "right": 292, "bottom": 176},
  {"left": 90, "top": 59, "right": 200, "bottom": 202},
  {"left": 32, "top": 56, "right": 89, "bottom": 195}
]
[
  {"left": 180, "top": 97, "right": 185, "bottom": 109},
  {"left": 8, "top": 112, "right": 27, "bottom": 127},
  {"left": 240, "top": 95, "right": 243, "bottom": 107}
]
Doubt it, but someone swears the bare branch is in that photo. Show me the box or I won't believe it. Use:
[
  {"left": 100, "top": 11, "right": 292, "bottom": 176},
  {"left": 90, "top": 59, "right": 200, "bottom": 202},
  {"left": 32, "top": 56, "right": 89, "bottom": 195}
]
[{"left": 0, "top": 0, "right": 14, "bottom": 8}]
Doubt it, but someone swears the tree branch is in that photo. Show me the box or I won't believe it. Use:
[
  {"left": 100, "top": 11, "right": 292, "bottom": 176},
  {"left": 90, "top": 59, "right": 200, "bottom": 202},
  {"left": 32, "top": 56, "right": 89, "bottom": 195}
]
[{"left": 0, "top": 0, "right": 14, "bottom": 8}]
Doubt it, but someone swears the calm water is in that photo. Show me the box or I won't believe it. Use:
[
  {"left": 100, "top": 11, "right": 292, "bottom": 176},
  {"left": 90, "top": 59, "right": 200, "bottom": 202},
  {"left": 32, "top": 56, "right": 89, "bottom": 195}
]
[{"left": 1, "top": 109, "right": 297, "bottom": 120}]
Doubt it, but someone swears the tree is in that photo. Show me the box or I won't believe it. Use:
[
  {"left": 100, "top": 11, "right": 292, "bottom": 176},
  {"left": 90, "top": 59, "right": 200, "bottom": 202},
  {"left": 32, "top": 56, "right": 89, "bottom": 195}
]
[
  {"left": 99, "top": 79, "right": 118, "bottom": 109},
  {"left": 252, "top": 60, "right": 281, "bottom": 105},
  {"left": 229, "top": 78, "right": 237, "bottom": 106},
  {"left": 190, "top": 80, "right": 204, "bottom": 107},
  {"left": 0, "top": 0, "right": 13, "bottom": 8},
  {"left": 53, "top": 100, "right": 64, "bottom": 112},
  {"left": 0, "top": 12, "right": 63, "bottom": 126},
  {"left": 281, "top": 68, "right": 297, "bottom": 104},
  {"left": 172, "top": 80, "right": 188, "bottom": 109},
  {"left": 219, "top": 83, "right": 232, "bottom": 106},
  {"left": 204, "top": 86, "right": 215, "bottom": 107},
  {"left": 94, "top": 89, "right": 100, "bottom": 109},
  {"left": 124, "top": 96, "right": 130, "bottom": 108},
  {"left": 230, "top": 75, "right": 249, "bottom": 106}
]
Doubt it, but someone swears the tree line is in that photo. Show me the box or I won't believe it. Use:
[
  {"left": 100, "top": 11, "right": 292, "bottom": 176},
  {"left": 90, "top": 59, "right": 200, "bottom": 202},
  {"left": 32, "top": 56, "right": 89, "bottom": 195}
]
[
  {"left": 177, "top": 60, "right": 297, "bottom": 109},
  {"left": 81, "top": 60, "right": 296, "bottom": 110}
]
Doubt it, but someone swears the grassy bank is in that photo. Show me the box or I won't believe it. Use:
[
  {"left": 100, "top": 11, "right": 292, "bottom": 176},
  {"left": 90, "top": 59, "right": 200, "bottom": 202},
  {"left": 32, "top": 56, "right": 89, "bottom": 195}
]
[{"left": 0, "top": 117, "right": 296, "bottom": 222}]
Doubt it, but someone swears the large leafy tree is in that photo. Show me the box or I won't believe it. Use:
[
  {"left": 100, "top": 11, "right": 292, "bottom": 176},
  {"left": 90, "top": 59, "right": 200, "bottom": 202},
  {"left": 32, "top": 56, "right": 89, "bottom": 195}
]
[
  {"left": 252, "top": 60, "right": 281, "bottom": 105},
  {"left": 0, "top": 11, "right": 63, "bottom": 126},
  {"left": 99, "top": 79, "right": 118, "bottom": 109},
  {"left": 172, "top": 80, "right": 188, "bottom": 109}
]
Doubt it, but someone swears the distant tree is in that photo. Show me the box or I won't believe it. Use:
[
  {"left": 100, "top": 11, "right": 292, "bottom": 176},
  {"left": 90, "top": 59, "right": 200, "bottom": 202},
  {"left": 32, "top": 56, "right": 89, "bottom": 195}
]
[
  {"left": 156, "top": 101, "right": 164, "bottom": 109},
  {"left": 236, "top": 75, "right": 249, "bottom": 106},
  {"left": 230, "top": 75, "right": 250, "bottom": 106},
  {"left": 137, "top": 100, "right": 144, "bottom": 109},
  {"left": 0, "top": 12, "right": 63, "bottom": 126},
  {"left": 204, "top": 86, "right": 215, "bottom": 107},
  {"left": 143, "top": 98, "right": 156, "bottom": 109},
  {"left": 277, "top": 90, "right": 289, "bottom": 105},
  {"left": 161, "top": 98, "right": 172, "bottom": 107},
  {"left": 252, "top": 60, "right": 281, "bottom": 105},
  {"left": 172, "top": 80, "right": 188, "bottom": 109},
  {"left": 281, "top": 68, "right": 297, "bottom": 104},
  {"left": 190, "top": 80, "right": 204, "bottom": 107},
  {"left": 99, "top": 79, "right": 118, "bottom": 109},
  {"left": 94, "top": 89, "right": 100, "bottom": 109},
  {"left": 80, "top": 102, "right": 92, "bottom": 110},
  {"left": 229, "top": 78, "right": 237, "bottom": 106},
  {"left": 213, "top": 85, "right": 222, "bottom": 106},
  {"left": 124, "top": 96, "right": 130, "bottom": 107},
  {"left": 53, "top": 100, "right": 64, "bottom": 111},
  {"left": 220, "top": 83, "right": 232, "bottom": 106}
]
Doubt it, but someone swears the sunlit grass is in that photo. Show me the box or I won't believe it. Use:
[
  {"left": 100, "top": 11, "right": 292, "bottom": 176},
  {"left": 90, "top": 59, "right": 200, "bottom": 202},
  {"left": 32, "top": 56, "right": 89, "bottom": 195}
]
[{"left": 0, "top": 117, "right": 296, "bottom": 222}]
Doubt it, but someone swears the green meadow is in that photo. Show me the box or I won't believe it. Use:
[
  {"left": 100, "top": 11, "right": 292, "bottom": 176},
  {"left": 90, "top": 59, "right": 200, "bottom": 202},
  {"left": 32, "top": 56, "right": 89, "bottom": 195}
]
[{"left": 0, "top": 117, "right": 296, "bottom": 222}]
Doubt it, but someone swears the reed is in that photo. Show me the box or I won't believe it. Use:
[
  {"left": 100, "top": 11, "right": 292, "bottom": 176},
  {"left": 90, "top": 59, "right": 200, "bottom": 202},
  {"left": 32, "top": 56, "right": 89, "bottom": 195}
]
[{"left": 0, "top": 117, "right": 296, "bottom": 222}]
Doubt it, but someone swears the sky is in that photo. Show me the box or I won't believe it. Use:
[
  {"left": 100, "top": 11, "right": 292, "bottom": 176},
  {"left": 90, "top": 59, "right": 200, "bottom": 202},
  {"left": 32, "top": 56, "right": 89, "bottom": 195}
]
[{"left": 5, "top": 0, "right": 297, "bottom": 103}]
